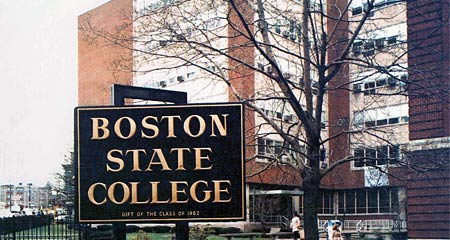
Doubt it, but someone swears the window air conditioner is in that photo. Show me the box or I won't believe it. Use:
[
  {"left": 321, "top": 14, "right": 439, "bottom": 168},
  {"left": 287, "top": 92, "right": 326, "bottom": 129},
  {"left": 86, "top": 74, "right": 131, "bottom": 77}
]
[
  {"left": 159, "top": 40, "right": 168, "bottom": 46},
  {"left": 283, "top": 114, "right": 293, "bottom": 122},
  {"left": 177, "top": 76, "right": 185, "bottom": 82},
  {"left": 298, "top": 77, "right": 305, "bottom": 87},
  {"left": 353, "top": 84, "right": 362, "bottom": 93},
  {"left": 375, "top": 38, "right": 385, "bottom": 48},
  {"left": 352, "top": 46, "right": 362, "bottom": 55},
  {"left": 290, "top": 33, "right": 297, "bottom": 41},
  {"left": 387, "top": 77, "right": 396, "bottom": 87}
]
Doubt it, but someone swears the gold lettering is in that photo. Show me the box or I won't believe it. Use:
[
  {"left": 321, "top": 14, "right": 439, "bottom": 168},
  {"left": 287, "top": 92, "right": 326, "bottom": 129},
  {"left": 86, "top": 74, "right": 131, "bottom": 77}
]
[
  {"left": 170, "top": 181, "right": 189, "bottom": 203},
  {"left": 145, "top": 149, "right": 171, "bottom": 171},
  {"left": 160, "top": 115, "right": 181, "bottom": 138},
  {"left": 170, "top": 148, "right": 191, "bottom": 170},
  {"left": 91, "top": 118, "right": 110, "bottom": 140},
  {"left": 213, "top": 180, "right": 232, "bottom": 203},
  {"left": 210, "top": 114, "right": 228, "bottom": 137},
  {"left": 194, "top": 148, "right": 213, "bottom": 170},
  {"left": 87, "top": 183, "right": 107, "bottom": 205},
  {"left": 125, "top": 149, "right": 146, "bottom": 171},
  {"left": 106, "top": 149, "right": 124, "bottom": 172},
  {"left": 130, "top": 182, "right": 150, "bottom": 204},
  {"left": 108, "top": 182, "right": 130, "bottom": 204},
  {"left": 114, "top": 116, "right": 137, "bottom": 139},
  {"left": 150, "top": 182, "right": 170, "bottom": 203},
  {"left": 184, "top": 115, "right": 206, "bottom": 137},
  {"left": 190, "top": 180, "right": 211, "bottom": 203},
  {"left": 141, "top": 116, "right": 159, "bottom": 138}
]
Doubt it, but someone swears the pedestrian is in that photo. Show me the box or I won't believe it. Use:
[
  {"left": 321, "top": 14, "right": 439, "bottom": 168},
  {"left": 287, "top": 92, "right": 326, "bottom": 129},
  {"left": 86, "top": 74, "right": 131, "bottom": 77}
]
[
  {"left": 290, "top": 211, "right": 301, "bottom": 240},
  {"left": 331, "top": 222, "right": 343, "bottom": 240}
]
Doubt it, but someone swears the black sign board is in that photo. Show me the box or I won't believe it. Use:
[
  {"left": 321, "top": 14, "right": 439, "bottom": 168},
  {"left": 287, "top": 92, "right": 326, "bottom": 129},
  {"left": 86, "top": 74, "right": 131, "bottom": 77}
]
[{"left": 75, "top": 103, "right": 245, "bottom": 223}]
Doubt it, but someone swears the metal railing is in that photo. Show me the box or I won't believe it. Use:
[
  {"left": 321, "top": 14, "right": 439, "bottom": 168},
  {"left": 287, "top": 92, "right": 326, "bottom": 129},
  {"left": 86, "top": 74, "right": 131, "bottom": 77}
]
[
  {"left": 0, "top": 215, "right": 81, "bottom": 240},
  {"left": 320, "top": 219, "right": 407, "bottom": 233},
  {"left": 355, "top": 219, "right": 407, "bottom": 232}
]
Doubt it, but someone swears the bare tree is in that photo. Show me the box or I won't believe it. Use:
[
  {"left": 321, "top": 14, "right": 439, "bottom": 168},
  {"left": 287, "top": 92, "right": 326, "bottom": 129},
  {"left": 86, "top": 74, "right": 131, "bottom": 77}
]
[{"left": 79, "top": 0, "right": 448, "bottom": 238}]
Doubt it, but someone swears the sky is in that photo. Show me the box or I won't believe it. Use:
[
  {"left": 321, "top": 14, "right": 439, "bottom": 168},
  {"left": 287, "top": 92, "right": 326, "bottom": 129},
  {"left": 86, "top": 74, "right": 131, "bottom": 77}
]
[{"left": 0, "top": 0, "right": 110, "bottom": 187}]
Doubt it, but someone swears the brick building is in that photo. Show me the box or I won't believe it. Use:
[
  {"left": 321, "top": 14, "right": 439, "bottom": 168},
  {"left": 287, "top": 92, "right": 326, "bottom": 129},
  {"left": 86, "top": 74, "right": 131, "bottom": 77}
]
[{"left": 78, "top": 0, "right": 449, "bottom": 238}]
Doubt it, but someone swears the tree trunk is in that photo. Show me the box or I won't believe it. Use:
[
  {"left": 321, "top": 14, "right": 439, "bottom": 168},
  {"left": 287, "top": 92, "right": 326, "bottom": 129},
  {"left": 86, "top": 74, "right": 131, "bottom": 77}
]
[{"left": 302, "top": 174, "right": 321, "bottom": 240}]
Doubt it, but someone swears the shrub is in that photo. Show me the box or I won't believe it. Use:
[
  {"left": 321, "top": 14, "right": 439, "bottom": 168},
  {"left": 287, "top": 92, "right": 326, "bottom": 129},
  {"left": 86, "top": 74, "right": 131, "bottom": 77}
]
[
  {"left": 140, "top": 225, "right": 172, "bottom": 233},
  {"left": 190, "top": 225, "right": 214, "bottom": 240},
  {"left": 96, "top": 224, "right": 113, "bottom": 231},
  {"left": 141, "top": 226, "right": 153, "bottom": 233},
  {"left": 126, "top": 225, "right": 140, "bottom": 233},
  {"left": 219, "top": 227, "right": 242, "bottom": 234}
]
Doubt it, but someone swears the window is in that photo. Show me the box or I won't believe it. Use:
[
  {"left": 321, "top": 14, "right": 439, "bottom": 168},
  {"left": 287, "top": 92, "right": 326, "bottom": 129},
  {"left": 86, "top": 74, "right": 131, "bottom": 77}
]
[
  {"left": 359, "top": 73, "right": 408, "bottom": 95},
  {"left": 388, "top": 145, "right": 400, "bottom": 164},
  {"left": 364, "top": 41, "right": 375, "bottom": 50},
  {"left": 318, "top": 191, "right": 334, "bottom": 215},
  {"left": 257, "top": 138, "right": 266, "bottom": 155},
  {"left": 186, "top": 71, "right": 196, "bottom": 80},
  {"left": 354, "top": 149, "right": 365, "bottom": 167},
  {"left": 368, "top": 190, "right": 378, "bottom": 213},
  {"left": 353, "top": 83, "right": 362, "bottom": 93},
  {"left": 353, "top": 104, "right": 409, "bottom": 128},
  {"left": 375, "top": 38, "right": 385, "bottom": 48},
  {"left": 338, "top": 188, "right": 399, "bottom": 214},
  {"left": 352, "top": 41, "right": 363, "bottom": 55},
  {"left": 379, "top": 190, "right": 390, "bottom": 212},
  {"left": 352, "top": 6, "right": 362, "bottom": 15},
  {"left": 274, "top": 24, "right": 281, "bottom": 34},
  {"left": 356, "top": 190, "right": 366, "bottom": 213},
  {"left": 376, "top": 78, "right": 386, "bottom": 87},
  {"left": 377, "top": 146, "right": 389, "bottom": 165},
  {"left": 299, "top": 195, "right": 304, "bottom": 214},
  {"left": 363, "top": 49, "right": 375, "bottom": 57},
  {"left": 364, "top": 81, "right": 376, "bottom": 95},
  {"left": 353, "top": 145, "right": 400, "bottom": 168},
  {"left": 387, "top": 36, "right": 397, "bottom": 45},
  {"left": 257, "top": 138, "right": 302, "bottom": 162},
  {"left": 376, "top": 119, "right": 387, "bottom": 126},
  {"left": 338, "top": 191, "right": 345, "bottom": 213},
  {"left": 345, "top": 191, "right": 356, "bottom": 214},
  {"left": 388, "top": 117, "right": 399, "bottom": 124}
]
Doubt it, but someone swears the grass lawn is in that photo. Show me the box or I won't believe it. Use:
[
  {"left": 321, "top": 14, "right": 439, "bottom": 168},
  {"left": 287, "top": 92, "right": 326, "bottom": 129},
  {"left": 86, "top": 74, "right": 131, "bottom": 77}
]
[{"left": 126, "top": 232, "right": 271, "bottom": 240}]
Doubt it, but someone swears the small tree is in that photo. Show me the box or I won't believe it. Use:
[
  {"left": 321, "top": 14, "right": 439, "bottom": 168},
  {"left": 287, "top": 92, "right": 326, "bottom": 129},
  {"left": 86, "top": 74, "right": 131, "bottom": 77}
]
[{"left": 54, "top": 151, "right": 75, "bottom": 212}]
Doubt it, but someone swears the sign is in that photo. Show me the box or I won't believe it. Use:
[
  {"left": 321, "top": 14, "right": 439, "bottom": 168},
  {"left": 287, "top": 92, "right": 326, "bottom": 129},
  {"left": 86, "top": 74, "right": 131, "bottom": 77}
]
[
  {"left": 75, "top": 103, "right": 245, "bottom": 223},
  {"left": 364, "top": 165, "right": 389, "bottom": 187}
]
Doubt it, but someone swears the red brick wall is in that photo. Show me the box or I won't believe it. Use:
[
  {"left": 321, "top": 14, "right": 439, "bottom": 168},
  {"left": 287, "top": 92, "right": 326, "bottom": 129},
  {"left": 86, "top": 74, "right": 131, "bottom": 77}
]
[
  {"left": 227, "top": 0, "right": 259, "bottom": 183},
  {"left": 407, "top": 0, "right": 450, "bottom": 140},
  {"left": 78, "top": 0, "right": 133, "bottom": 106},
  {"left": 322, "top": 0, "right": 356, "bottom": 189},
  {"left": 404, "top": 149, "right": 450, "bottom": 239},
  {"left": 406, "top": 0, "right": 450, "bottom": 238}
]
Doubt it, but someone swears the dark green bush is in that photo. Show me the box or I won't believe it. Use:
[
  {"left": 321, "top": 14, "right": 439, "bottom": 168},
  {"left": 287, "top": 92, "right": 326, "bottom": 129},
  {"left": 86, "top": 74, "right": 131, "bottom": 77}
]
[
  {"left": 141, "top": 226, "right": 153, "bottom": 233},
  {"left": 218, "top": 227, "right": 242, "bottom": 234},
  {"left": 250, "top": 228, "right": 270, "bottom": 233},
  {"left": 139, "top": 225, "right": 172, "bottom": 233},
  {"left": 126, "top": 225, "right": 140, "bottom": 233},
  {"left": 153, "top": 225, "right": 172, "bottom": 233},
  {"left": 96, "top": 225, "right": 113, "bottom": 231}
]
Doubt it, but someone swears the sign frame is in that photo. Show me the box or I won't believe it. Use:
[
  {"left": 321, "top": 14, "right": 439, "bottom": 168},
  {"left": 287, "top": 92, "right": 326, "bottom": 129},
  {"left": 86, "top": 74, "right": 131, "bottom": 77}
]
[{"left": 75, "top": 103, "right": 245, "bottom": 223}]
